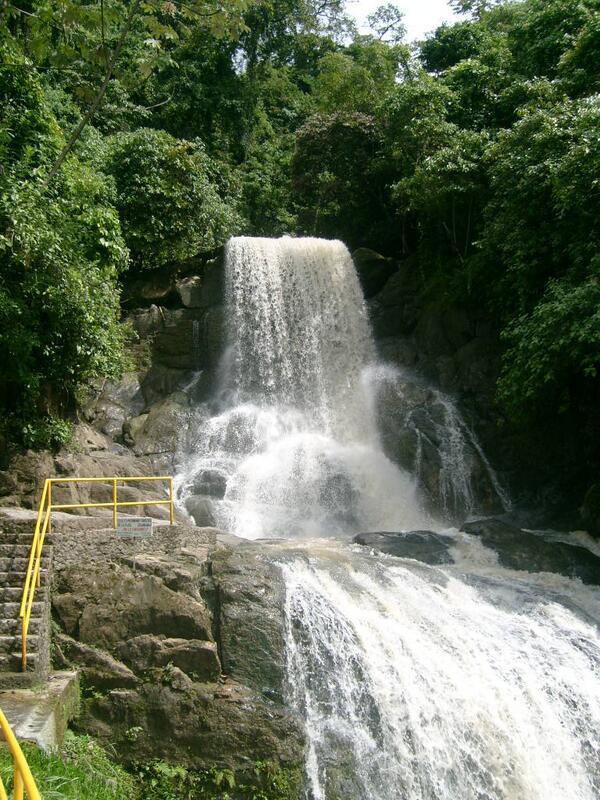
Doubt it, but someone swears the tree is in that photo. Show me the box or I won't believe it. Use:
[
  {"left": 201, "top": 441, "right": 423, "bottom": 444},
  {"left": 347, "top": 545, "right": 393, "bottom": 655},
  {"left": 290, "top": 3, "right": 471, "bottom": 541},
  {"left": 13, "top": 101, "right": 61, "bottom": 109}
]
[
  {"left": 367, "top": 4, "right": 406, "bottom": 43},
  {"left": 107, "top": 128, "right": 240, "bottom": 271}
]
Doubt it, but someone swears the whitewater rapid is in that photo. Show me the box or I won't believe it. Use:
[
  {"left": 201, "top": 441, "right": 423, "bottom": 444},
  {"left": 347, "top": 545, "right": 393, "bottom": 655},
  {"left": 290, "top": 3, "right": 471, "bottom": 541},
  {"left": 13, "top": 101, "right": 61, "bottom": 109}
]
[{"left": 176, "top": 236, "right": 600, "bottom": 799}]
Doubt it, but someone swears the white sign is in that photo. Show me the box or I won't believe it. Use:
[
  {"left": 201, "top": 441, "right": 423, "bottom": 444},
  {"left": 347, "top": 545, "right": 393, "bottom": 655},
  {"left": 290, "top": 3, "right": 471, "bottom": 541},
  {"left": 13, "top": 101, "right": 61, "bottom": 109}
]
[{"left": 117, "top": 517, "right": 153, "bottom": 539}]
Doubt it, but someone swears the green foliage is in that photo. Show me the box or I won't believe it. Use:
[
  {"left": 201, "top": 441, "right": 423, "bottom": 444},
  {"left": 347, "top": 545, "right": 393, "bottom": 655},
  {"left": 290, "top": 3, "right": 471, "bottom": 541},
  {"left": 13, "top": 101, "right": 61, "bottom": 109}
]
[
  {"left": 498, "top": 279, "right": 600, "bottom": 417},
  {"left": 0, "top": 732, "right": 136, "bottom": 800},
  {"left": 0, "top": 47, "right": 128, "bottom": 449},
  {"left": 107, "top": 128, "right": 240, "bottom": 271},
  {"left": 135, "top": 759, "right": 302, "bottom": 800}
]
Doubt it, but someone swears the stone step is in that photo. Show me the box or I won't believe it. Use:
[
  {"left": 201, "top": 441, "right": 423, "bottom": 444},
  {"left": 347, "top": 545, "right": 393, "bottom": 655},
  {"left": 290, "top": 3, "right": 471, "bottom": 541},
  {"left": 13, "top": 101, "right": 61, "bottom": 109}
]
[
  {"left": 0, "top": 587, "right": 33, "bottom": 603},
  {"left": 0, "top": 618, "right": 40, "bottom": 635},
  {"left": 0, "top": 602, "right": 44, "bottom": 618},
  {"left": 0, "top": 534, "right": 36, "bottom": 546},
  {"left": 0, "top": 651, "right": 38, "bottom": 672},
  {"left": 0, "top": 558, "right": 51, "bottom": 573},
  {"left": 0, "top": 635, "right": 39, "bottom": 654},
  {"left": 0, "top": 544, "right": 40, "bottom": 558},
  {"left": 0, "top": 570, "right": 48, "bottom": 587}
]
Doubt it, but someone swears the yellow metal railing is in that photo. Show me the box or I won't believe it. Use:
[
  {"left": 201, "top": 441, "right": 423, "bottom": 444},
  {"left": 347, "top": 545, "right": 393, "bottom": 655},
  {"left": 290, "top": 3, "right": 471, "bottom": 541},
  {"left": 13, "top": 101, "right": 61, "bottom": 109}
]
[
  {"left": 19, "top": 476, "right": 174, "bottom": 671},
  {"left": 0, "top": 706, "right": 41, "bottom": 799}
]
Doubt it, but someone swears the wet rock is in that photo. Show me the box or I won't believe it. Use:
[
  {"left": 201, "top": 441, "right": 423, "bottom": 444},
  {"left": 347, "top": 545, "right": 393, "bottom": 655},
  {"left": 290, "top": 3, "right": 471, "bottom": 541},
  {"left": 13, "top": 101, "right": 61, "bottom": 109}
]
[
  {"left": 191, "top": 470, "right": 227, "bottom": 498},
  {"left": 353, "top": 531, "right": 454, "bottom": 565},
  {"left": 185, "top": 495, "right": 216, "bottom": 527},
  {"left": 211, "top": 547, "right": 288, "bottom": 701},
  {"left": 462, "top": 518, "right": 600, "bottom": 584}
]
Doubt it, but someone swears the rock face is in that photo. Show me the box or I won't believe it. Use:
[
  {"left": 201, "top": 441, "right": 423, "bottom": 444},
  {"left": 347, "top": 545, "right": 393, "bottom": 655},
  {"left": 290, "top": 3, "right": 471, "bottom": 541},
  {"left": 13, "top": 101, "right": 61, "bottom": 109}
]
[
  {"left": 462, "top": 518, "right": 600, "bottom": 585},
  {"left": 353, "top": 531, "right": 454, "bottom": 565},
  {"left": 50, "top": 524, "right": 305, "bottom": 774},
  {"left": 581, "top": 484, "right": 600, "bottom": 537}
]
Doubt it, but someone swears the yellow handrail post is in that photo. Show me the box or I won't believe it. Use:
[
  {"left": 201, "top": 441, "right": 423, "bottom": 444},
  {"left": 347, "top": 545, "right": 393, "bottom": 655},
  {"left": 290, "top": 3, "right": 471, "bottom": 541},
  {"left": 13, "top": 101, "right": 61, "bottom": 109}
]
[
  {"left": 47, "top": 481, "right": 52, "bottom": 536},
  {"left": 0, "top": 708, "right": 41, "bottom": 799},
  {"left": 112, "top": 478, "right": 118, "bottom": 529},
  {"left": 169, "top": 478, "right": 174, "bottom": 525},
  {"left": 13, "top": 769, "right": 23, "bottom": 800}
]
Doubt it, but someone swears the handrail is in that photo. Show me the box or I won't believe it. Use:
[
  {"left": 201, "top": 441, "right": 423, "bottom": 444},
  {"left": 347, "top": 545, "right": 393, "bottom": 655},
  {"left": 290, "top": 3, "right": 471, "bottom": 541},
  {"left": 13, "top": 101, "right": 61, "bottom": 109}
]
[
  {"left": 0, "top": 706, "right": 41, "bottom": 799},
  {"left": 19, "top": 475, "right": 174, "bottom": 671}
]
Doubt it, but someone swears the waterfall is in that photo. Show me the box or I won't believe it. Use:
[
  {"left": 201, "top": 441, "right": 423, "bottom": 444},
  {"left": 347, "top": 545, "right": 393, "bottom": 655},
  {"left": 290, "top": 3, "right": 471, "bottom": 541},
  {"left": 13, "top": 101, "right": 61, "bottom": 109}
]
[
  {"left": 177, "top": 236, "right": 435, "bottom": 537},
  {"left": 177, "top": 236, "right": 600, "bottom": 799},
  {"left": 281, "top": 541, "right": 600, "bottom": 800}
]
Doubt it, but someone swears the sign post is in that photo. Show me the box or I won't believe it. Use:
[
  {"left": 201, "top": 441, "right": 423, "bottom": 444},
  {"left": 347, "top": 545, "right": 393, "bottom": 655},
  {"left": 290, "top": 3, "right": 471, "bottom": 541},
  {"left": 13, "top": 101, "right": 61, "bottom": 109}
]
[{"left": 116, "top": 516, "right": 153, "bottom": 571}]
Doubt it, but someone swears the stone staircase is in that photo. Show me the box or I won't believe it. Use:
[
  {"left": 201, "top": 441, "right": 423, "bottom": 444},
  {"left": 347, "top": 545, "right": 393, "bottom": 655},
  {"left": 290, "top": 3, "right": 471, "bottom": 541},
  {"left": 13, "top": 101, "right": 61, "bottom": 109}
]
[{"left": 0, "top": 526, "right": 52, "bottom": 689}]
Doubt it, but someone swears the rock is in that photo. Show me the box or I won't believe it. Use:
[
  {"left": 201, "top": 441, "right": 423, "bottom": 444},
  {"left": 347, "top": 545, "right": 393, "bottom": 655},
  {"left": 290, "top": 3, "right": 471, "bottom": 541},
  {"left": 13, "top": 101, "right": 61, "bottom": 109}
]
[
  {"left": 53, "top": 563, "right": 214, "bottom": 648},
  {"left": 79, "top": 680, "right": 304, "bottom": 772},
  {"left": 176, "top": 276, "right": 203, "bottom": 308},
  {"left": 56, "top": 634, "right": 138, "bottom": 690},
  {"left": 152, "top": 309, "right": 204, "bottom": 371},
  {"left": 353, "top": 531, "right": 454, "bottom": 565},
  {"left": 128, "top": 305, "right": 165, "bottom": 339},
  {"left": 0, "top": 471, "right": 18, "bottom": 497},
  {"left": 462, "top": 518, "right": 600, "bottom": 584},
  {"left": 581, "top": 484, "right": 600, "bottom": 537},
  {"left": 211, "top": 547, "right": 287, "bottom": 701},
  {"left": 185, "top": 495, "right": 216, "bottom": 527},
  {"left": 352, "top": 248, "right": 398, "bottom": 299},
  {"left": 123, "top": 393, "right": 189, "bottom": 456},
  {"left": 84, "top": 374, "right": 145, "bottom": 439},
  {"left": 125, "top": 274, "right": 175, "bottom": 305},
  {"left": 198, "top": 261, "right": 224, "bottom": 308},
  {"left": 191, "top": 469, "right": 227, "bottom": 498},
  {"left": 117, "top": 635, "right": 220, "bottom": 681}
]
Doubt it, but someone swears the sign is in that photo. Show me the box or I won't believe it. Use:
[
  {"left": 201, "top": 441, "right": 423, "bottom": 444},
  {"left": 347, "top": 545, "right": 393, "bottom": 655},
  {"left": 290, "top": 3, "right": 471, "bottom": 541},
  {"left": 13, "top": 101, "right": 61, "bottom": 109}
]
[{"left": 117, "top": 516, "right": 153, "bottom": 539}]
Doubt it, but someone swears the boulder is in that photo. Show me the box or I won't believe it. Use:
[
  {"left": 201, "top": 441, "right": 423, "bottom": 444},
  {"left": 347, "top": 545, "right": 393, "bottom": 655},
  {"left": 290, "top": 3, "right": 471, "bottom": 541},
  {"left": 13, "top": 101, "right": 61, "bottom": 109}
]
[
  {"left": 176, "top": 276, "right": 203, "bottom": 308},
  {"left": 84, "top": 374, "right": 145, "bottom": 439},
  {"left": 462, "top": 518, "right": 600, "bottom": 584},
  {"left": 53, "top": 562, "right": 214, "bottom": 648},
  {"left": 128, "top": 305, "right": 165, "bottom": 339},
  {"left": 56, "top": 633, "right": 138, "bottom": 690},
  {"left": 353, "top": 531, "right": 454, "bottom": 565},
  {"left": 191, "top": 469, "right": 227, "bottom": 498},
  {"left": 123, "top": 393, "right": 189, "bottom": 456},
  {"left": 116, "top": 635, "right": 220, "bottom": 681},
  {"left": 185, "top": 495, "right": 216, "bottom": 527},
  {"left": 210, "top": 547, "right": 288, "bottom": 702},
  {"left": 79, "top": 680, "right": 304, "bottom": 773}
]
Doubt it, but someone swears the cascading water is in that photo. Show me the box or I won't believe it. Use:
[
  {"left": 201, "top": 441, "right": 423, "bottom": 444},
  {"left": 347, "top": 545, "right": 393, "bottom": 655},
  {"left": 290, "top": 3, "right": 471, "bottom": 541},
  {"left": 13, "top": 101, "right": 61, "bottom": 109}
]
[
  {"left": 177, "top": 236, "right": 438, "bottom": 537},
  {"left": 177, "top": 236, "right": 600, "bottom": 799}
]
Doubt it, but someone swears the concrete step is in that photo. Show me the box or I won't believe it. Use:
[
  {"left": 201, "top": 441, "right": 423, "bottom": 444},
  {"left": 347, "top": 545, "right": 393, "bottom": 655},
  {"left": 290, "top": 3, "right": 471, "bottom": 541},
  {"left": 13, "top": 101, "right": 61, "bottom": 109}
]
[
  {"left": 0, "top": 671, "right": 79, "bottom": 749},
  {"left": 0, "top": 635, "right": 38, "bottom": 654}
]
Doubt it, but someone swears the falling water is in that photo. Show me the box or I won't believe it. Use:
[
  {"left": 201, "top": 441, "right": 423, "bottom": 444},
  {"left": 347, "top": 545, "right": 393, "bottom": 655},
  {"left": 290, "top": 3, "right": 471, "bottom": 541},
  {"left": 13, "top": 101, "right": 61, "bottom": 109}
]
[
  {"left": 177, "top": 236, "right": 600, "bottom": 799},
  {"left": 281, "top": 540, "right": 600, "bottom": 800},
  {"left": 177, "top": 237, "right": 436, "bottom": 537}
]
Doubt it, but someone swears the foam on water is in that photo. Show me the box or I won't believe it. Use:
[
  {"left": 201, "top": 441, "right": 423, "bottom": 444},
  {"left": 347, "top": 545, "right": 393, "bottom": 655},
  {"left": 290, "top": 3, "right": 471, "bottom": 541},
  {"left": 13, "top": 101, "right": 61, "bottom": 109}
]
[{"left": 176, "top": 236, "right": 600, "bottom": 798}]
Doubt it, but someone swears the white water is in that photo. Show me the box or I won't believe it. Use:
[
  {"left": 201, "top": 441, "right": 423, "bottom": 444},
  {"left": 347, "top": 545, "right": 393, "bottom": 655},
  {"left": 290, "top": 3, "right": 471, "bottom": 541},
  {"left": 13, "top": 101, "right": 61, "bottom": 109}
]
[
  {"left": 177, "top": 236, "right": 600, "bottom": 799},
  {"left": 281, "top": 540, "right": 600, "bottom": 800},
  {"left": 177, "top": 236, "right": 437, "bottom": 537}
]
